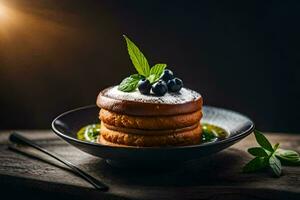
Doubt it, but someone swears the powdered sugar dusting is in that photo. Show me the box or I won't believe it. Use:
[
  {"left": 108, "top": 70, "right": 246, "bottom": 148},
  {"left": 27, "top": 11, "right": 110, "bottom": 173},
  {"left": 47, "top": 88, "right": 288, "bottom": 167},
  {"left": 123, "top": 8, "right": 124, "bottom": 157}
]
[{"left": 104, "top": 86, "right": 201, "bottom": 104}]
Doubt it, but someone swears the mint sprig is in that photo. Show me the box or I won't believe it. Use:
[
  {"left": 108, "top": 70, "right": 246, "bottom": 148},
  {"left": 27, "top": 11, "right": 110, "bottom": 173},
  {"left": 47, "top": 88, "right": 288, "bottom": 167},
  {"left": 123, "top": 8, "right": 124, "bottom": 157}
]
[
  {"left": 123, "top": 35, "right": 150, "bottom": 77},
  {"left": 243, "top": 130, "right": 300, "bottom": 177},
  {"left": 118, "top": 35, "right": 167, "bottom": 92},
  {"left": 148, "top": 63, "right": 167, "bottom": 83},
  {"left": 118, "top": 74, "right": 143, "bottom": 92}
]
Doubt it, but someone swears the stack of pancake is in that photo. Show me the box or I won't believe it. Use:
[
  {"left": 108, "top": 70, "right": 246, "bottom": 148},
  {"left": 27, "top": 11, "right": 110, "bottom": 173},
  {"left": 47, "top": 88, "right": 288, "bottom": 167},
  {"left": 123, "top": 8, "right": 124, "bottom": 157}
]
[{"left": 96, "top": 86, "right": 203, "bottom": 147}]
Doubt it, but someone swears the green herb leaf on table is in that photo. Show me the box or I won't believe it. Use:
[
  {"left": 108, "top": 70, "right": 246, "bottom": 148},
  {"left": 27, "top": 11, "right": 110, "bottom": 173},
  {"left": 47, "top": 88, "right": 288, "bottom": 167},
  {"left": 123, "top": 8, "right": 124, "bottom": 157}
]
[
  {"left": 148, "top": 64, "right": 167, "bottom": 83},
  {"left": 248, "top": 147, "right": 268, "bottom": 157},
  {"left": 275, "top": 149, "right": 300, "bottom": 165},
  {"left": 123, "top": 35, "right": 150, "bottom": 77},
  {"left": 118, "top": 74, "right": 143, "bottom": 92},
  {"left": 276, "top": 149, "right": 300, "bottom": 160},
  {"left": 244, "top": 130, "right": 299, "bottom": 177},
  {"left": 243, "top": 157, "right": 268, "bottom": 173},
  {"left": 254, "top": 130, "right": 274, "bottom": 152},
  {"left": 269, "top": 155, "right": 282, "bottom": 177}
]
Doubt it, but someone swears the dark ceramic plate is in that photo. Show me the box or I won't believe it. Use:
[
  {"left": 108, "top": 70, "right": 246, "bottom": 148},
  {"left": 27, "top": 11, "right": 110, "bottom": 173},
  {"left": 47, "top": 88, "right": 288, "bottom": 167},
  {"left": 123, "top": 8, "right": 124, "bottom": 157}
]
[{"left": 52, "top": 105, "right": 254, "bottom": 168}]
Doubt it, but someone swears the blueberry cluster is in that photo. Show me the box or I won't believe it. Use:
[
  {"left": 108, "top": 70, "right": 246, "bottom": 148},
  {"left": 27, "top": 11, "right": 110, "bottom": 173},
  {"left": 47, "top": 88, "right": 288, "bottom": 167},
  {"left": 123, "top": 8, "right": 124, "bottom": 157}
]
[{"left": 137, "top": 69, "right": 183, "bottom": 96}]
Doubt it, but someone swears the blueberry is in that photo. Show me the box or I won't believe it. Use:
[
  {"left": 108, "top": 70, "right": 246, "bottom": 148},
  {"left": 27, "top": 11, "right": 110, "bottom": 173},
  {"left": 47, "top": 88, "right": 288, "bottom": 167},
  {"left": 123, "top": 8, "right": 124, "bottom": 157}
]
[
  {"left": 138, "top": 79, "right": 151, "bottom": 94},
  {"left": 161, "top": 69, "right": 174, "bottom": 82},
  {"left": 152, "top": 80, "right": 168, "bottom": 96},
  {"left": 167, "top": 78, "right": 183, "bottom": 92}
]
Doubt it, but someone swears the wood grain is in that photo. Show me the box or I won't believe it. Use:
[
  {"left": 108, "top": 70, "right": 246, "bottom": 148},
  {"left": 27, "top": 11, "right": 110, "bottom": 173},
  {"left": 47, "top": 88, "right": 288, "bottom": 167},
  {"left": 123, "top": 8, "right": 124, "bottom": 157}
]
[{"left": 0, "top": 130, "right": 299, "bottom": 200}]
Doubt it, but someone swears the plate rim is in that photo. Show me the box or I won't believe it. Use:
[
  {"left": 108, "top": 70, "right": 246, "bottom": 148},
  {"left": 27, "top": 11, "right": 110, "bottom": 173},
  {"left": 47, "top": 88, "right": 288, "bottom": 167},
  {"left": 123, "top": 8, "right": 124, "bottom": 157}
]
[{"left": 51, "top": 105, "right": 255, "bottom": 150}]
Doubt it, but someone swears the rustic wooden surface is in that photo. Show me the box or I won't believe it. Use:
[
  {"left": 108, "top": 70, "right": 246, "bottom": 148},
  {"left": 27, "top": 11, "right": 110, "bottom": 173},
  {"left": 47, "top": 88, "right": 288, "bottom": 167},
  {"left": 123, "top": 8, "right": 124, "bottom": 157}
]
[{"left": 0, "top": 130, "right": 299, "bottom": 200}]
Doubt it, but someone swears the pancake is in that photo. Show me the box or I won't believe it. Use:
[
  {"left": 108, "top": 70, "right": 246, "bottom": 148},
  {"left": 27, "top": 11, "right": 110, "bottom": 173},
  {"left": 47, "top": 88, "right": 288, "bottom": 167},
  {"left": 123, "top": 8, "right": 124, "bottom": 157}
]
[
  {"left": 102, "top": 122, "right": 199, "bottom": 135},
  {"left": 99, "top": 122, "right": 202, "bottom": 147},
  {"left": 96, "top": 86, "right": 203, "bottom": 147},
  {"left": 97, "top": 86, "right": 202, "bottom": 116},
  {"left": 98, "top": 135, "right": 128, "bottom": 147},
  {"left": 99, "top": 109, "right": 202, "bottom": 130}
]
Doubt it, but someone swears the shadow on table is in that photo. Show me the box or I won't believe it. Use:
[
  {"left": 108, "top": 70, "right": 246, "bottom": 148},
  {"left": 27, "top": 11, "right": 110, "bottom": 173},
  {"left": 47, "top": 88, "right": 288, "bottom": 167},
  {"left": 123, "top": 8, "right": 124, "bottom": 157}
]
[
  {"left": 86, "top": 148, "right": 263, "bottom": 187},
  {"left": 8, "top": 142, "right": 269, "bottom": 189}
]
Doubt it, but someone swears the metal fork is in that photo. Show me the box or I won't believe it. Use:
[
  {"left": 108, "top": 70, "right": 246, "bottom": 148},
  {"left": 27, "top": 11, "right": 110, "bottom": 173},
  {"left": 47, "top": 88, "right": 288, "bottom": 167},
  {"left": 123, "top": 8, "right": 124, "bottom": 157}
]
[{"left": 9, "top": 131, "right": 109, "bottom": 191}]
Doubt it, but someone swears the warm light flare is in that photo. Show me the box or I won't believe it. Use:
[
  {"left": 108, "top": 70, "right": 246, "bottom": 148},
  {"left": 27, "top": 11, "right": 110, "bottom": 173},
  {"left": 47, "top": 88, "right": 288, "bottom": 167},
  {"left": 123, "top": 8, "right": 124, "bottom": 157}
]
[
  {"left": 0, "top": 0, "right": 88, "bottom": 72},
  {"left": 0, "top": 2, "right": 18, "bottom": 39},
  {"left": 0, "top": 3, "right": 13, "bottom": 23},
  {"left": 0, "top": 4, "right": 7, "bottom": 19}
]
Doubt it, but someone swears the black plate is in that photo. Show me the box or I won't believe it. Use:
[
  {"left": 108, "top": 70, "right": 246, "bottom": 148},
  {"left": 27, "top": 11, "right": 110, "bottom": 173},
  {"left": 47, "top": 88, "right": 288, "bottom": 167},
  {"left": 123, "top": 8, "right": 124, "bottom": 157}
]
[{"left": 52, "top": 105, "right": 254, "bottom": 168}]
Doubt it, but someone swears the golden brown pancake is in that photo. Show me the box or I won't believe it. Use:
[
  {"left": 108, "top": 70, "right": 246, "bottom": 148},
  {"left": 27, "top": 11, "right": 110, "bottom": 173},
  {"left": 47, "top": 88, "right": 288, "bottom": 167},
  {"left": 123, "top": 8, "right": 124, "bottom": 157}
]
[
  {"left": 97, "top": 135, "right": 129, "bottom": 147},
  {"left": 100, "top": 122, "right": 202, "bottom": 147},
  {"left": 99, "top": 109, "right": 202, "bottom": 130},
  {"left": 96, "top": 86, "right": 203, "bottom": 147},
  {"left": 97, "top": 86, "right": 202, "bottom": 116},
  {"left": 102, "top": 122, "right": 199, "bottom": 136}
]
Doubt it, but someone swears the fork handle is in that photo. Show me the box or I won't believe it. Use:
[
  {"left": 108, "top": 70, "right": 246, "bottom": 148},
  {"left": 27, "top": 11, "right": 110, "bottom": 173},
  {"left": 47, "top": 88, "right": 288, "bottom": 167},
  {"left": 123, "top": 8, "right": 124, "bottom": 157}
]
[{"left": 9, "top": 132, "right": 108, "bottom": 191}]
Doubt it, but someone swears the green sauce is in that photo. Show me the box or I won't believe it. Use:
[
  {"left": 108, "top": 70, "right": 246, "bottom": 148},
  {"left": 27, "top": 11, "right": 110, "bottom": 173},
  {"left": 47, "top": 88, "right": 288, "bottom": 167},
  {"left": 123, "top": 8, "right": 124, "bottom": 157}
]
[
  {"left": 201, "top": 123, "right": 228, "bottom": 143},
  {"left": 77, "top": 123, "right": 228, "bottom": 143},
  {"left": 77, "top": 124, "right": 100, "bottom": 142}
]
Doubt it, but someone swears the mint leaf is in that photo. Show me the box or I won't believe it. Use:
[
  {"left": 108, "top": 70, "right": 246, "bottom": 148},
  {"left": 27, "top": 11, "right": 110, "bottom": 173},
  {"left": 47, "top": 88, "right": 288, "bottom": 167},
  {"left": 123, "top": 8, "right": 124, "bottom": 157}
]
[
  {"left": 276, "top": 149, "right": 299, "bottom": 159},
  {"left": 244, "top": 129, "right": 299, "bottom": 177},
  {"left": 123, "top": 35, "right": 150, "bottom": 77},
  {"left": 269, "top": 155, "right": 282, "bottom": 177},
  {"left": 243, "top": 157, "right": 268, "bottom": 173},
  {"left": 148, "top": 64, "right": 167, "bottom": 83},
  {"left": 248, "top": 147, "right": 268, "bottom": 157},
  {"left": 275, "top": 149, "right": 300, "bottom": 165},
  {"left": 118, "top": 74, "right": 142, "bottom": 92},
  {"left": 254, "top": 130, "right": 274, "bottom": 152},
  {"left": 147, "top": 74, "right": 156, "bottom": 83}
]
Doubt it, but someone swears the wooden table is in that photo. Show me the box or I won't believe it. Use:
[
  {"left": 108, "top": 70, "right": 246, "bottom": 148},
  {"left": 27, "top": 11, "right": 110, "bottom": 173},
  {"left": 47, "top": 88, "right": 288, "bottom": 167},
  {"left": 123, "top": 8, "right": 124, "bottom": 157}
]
[{"left": 0, "top": 130, "right": 299, "bottom": 200}]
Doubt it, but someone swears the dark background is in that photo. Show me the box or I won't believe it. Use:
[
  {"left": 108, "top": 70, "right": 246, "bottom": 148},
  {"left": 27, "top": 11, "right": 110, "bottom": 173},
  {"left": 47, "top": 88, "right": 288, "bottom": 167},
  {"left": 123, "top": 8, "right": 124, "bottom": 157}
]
[{"left": 0, "top": 0, "right": 299, "bottom": 132}]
